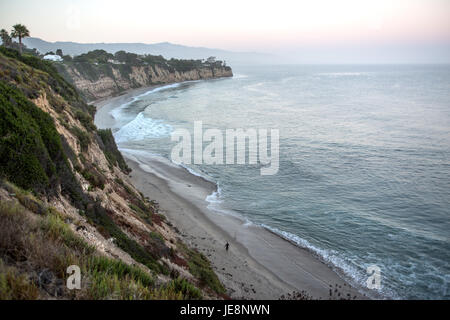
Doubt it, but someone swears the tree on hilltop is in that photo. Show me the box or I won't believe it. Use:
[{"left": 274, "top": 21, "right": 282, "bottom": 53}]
[
  {"left": 0, "top": 29, "right": 12, "bottom": 47},
  {"left": 11, "top": 24, "right": 30, "bottom": 54}
]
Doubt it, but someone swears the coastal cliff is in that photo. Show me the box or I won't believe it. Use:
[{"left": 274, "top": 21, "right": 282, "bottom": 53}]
[
  {"left": 0, "top": 47, "right": 226, "bottom": 299},
  {"left": 53, "top": 50, "right": 233, "bottom": 101}
]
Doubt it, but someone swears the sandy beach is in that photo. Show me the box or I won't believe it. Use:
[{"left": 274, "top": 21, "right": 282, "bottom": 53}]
[{"left": 94, "top": 87, "right": 367, "bottom": 300}]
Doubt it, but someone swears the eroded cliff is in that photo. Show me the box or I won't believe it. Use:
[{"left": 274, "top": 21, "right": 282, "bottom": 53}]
[{"left": 54, "top": 50, "right": 233, "bottom": 101}]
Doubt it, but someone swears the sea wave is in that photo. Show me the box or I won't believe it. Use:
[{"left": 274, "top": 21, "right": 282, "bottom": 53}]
[
  {"left": 260, "top": 223, "right": 402, "bottom": 299},
  {"left": 203, "top": 183, "right": 256, "bottom": 223},
  {"left": 114, "top": 112, "right": 173, "bottom": 143},
  {"left": 205, "top": 188, "right": 223, "bottom": 204},
  {"left": 176, "top": 163, "right": 217, "bottom": 184},
  {"left": 118, "top": 147, "right": 164, "bottom": 160},
  {"left": 233, "top": 74, "right": 248, "bottom": 79},
  {"left": 110, "top": 83, "right": 182, "bottom": 120}
]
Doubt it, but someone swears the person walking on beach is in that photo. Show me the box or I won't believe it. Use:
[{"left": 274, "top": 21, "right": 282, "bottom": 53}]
[{"left": 225, "top": 241, "right": 229, "bottom": 251}]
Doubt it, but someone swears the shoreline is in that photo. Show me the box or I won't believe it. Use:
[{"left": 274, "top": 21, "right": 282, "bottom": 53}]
[{"left": 94, "top": 84, "right": 369, "bottom": 300}]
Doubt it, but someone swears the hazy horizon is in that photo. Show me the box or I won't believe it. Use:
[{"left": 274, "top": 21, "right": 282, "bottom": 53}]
[{"left": 1, "top": 0, "right": 449, "bottom": 64}]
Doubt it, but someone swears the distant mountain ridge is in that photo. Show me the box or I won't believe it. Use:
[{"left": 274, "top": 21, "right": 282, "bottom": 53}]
[{"left": 23, "top": 37, "right": 274, "bottom": 65}]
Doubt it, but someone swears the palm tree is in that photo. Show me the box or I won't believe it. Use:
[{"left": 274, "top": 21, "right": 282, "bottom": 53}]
[
  {"left": 0, "top": 28, "right": 12, "bottom": 47},
  {"left": 11, "top": 24, "right": 30, "bottom": 54}
]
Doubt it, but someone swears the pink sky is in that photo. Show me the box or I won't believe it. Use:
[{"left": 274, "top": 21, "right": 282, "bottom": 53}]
[{"left": 1, "top": 0, "right": 449, "bottom": 62}]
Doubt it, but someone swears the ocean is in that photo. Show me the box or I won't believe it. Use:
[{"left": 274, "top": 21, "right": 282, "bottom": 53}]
[{"left": 106, "top": 64, "right": 450, "bottom": 299}]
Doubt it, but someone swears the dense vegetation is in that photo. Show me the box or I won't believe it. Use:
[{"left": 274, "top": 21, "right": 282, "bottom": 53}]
[
  {"left": 178, "top": 242, "right": 226, "bottom": 295},
  {"left": 57, "top": 49, "right": 231, "bottom": 86},
  {"left": 97, "top": 129, "right": 130, "bottom": 173},
  {"left": 68, "top": 49, "right": 228, "bottom": 71},
  {"left": 0, "top": 46, "right": 90, "bottom": 113},
  {"left": 0, "top": 81, "right": 71, "bottom": 194}
]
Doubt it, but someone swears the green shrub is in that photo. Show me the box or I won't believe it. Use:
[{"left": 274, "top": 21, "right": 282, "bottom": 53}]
[
  {"left": 75, "top": 110, "right": 96, "bottom": 131},
  {"left": 0, "top": 80, "right": 64, "bottom": 193},
  {"left": 149, "top": 231, "right": 164, "bottom": 242},
  {"left": 41, "top": 211, "right": 94, "bottom": 254},
  {"left": 129, "top": 203, "right": 152, "bottom": 224},
  {"left": 178, "top": 242, "right": 225, "bottom": 294},
  {"left": 117, "top": 64, "right": 133, "bottom": 80},
  {"left": 0, "top": 260, "right": 39, "bottom": 300},
  {"left": 167, "top": 58, "right": 204, "bottom": 72},
  {"left": 165, "top": 278, "right": 202, "bottom": 300},
  {"left": 81, "top": 166, "right": 105, "bottom": 190},
  {"left": 82, "top": 201, "right": 167, "bottom": 275},
  {"left": 98, "top": 129, "right": 130, "bottom": 173},
  {"left": 86, "top": 255, "right": 154, "bottom": 287},
  {"left": 70, "top": 126, "right": 90, "bottom": 152},
  {"left": 73, "top": 50, "right": 114, "bottom": 64},
  {"left": 0, "top": 47, "right": 86, "bottom": 112}
]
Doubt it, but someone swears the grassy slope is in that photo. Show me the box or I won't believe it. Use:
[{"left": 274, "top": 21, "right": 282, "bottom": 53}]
[
  {"left": 0, "top": 181, "right": 201, "bottom": 299},
  {"left": 0, "top": 47, "right": 225, "bottom": 300}
]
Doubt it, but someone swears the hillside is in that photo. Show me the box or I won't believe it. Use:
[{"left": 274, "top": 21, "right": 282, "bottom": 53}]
[
  {"left": 51, "top": 50, "right": 233, "bottom": 101},
  {"left": 0, "top": 47, "right": 226, "bottom": 299},
  {"left": 23, "top": 37, "right": 274, "bottom": 65}
]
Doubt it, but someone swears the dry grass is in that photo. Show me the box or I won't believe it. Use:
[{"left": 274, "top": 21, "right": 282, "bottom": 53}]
[
  {"left": 0, "top": 185, "right": 206, "bottom": 300},
  {"left": 0, "top": 259, "right": 40, "bottom": 300}
]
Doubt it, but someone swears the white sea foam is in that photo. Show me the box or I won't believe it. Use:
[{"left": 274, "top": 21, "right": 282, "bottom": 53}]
[
  {"left": 242, "top": 220, "right": 254, "bottom": 228},
  {"left": 178, "top": 163, "right": 215, "bottom": 182},
  {"left": 205, "top": 188, "right": 223, "bottom": 204},
  {"left": 114, "top": 112, "right": 173, "bottom": 143},
  {"left": 259, "top": 223, "right": 397, "bottom": 298},
  {"left": 233, "top": 74, "right": 248, "bottom": 79},
  {"left": 119, "top": 147, "right": 163, "bottom": 160},
  {"left": 110, "top": 83, "right": 182, "bottom": 120},
  {"left": 261, "top": 226, "right": 360, "bottom": 278},
  {"left": 204, "top": 185, "right": 256, "bottom": 225}
]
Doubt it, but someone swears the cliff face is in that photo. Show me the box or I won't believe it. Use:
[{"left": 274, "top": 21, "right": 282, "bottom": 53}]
[
  {"left": 0, "top": 48, "right": 225, "bottom": 299},
  {"left": 57, "top": 62, "right": 233, "bottom": 101}
]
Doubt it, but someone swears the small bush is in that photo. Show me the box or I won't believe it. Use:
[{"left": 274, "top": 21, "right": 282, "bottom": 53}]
[
  {"left": 165, "top": 278, "right": 202, "bottom": 299},
  {"left": 178, "top": 242, "right": 225, "bottom": 294},
  {"left": 41, "top": 211, "right": 94, "bottom": 254},
  {"left": 86, "top": 255, "right": 154, "bottom": 287},
  {"left": 75, "top": 110, "right": 96, "bottom": 131},
  {"left": 98, "top": 129, "right": 130, "bottom": 173},
  {"left": 0, "top": 260, "right": 39, "bottom": 300},
  {"left": 129, "top": 203, "right": 152, "bottom": 224},
  {"left": 81, "top": 166, "right": 105, "bottom": 190},
  {"left": 70, "top": 126, "right": 90, "bottom": 152}
]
